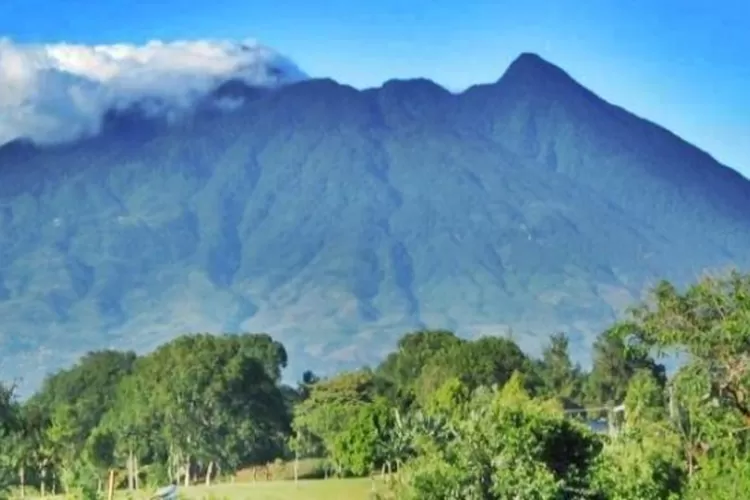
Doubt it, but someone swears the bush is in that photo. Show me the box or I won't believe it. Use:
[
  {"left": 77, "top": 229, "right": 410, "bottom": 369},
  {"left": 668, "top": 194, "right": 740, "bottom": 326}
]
[
  {"left": 590, "top": 429, "right": 684, "bottom": 500},
  {"left": 685, "top": 449, "right": 750, "bottom": 500},
  {"left": 399, "top": 379, "right": 602, "bottom": 499},
  {"left": 140, "top": 461, "right": 172, "bottom": 489}
]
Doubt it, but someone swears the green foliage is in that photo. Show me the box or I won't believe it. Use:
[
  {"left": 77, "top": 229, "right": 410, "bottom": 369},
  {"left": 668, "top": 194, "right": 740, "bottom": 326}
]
[
  {"left": 415, "top": 336, "right": 534, "bottom": 403},
  {"left": 46, "top": 403, "right": 86, "bottom": 471},
  {"left": 140, "top": 461, "right": 172, "bottom": 489},
  {"left": 624, "top": 272, "right": 750, "bottom": 424},
  {"left": 590, "top": 429, "right": 684, "bottom": 500},
  {"left": 85, "top": 427, "right": 117, "bottom": 473},
  {"left": 624, "top": 369, "right": 667, "bottom": 426},
  {"left": 2, "top": 271, "right": 750, "bottom": 498},
  {"left": 584, "top": 327, "right": 665, "bottom": 408},
  {"left": 538, "top": 333, "right": 584, "bottom": 401},
  {"left": 685, "top": 448, "right": 750, "bottom": 499},
  {"left": 31, "top": 350, "right": 137, "bottom": 433},
  {"left": 293, "top": 369, "right": 379, "bottom": 459},
  {"left": 399, "top": 378, "right": 602, "bottom": 499},
  {"left": 331, "top": 398, "right": 393, "bottom": 476},
  {"left": 423, "top": 377, "right": 471, "bottom": 419},
  {"left": 378, "top": 330, "right": 464, "bottom": 402},
  {"left": 0, "top": 384, "right": 24, "bottom": 498},
  {"left": 58, "top": 459, "right": 102, "bottom": 500}
]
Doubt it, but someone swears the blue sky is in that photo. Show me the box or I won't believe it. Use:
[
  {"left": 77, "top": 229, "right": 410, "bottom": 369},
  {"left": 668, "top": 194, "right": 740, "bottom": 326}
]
[{"left": 1, "top": 0, "right": 748, "bottom": 175}]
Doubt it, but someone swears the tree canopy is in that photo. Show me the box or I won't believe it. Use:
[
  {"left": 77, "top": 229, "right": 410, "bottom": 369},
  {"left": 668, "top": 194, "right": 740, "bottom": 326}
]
[{"left": 1, "top": 272, "right": 749, "bottom": 498}]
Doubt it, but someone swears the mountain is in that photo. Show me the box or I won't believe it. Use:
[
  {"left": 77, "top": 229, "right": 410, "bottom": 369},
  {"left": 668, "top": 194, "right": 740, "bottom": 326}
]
[{"left": 1, "top": 53, "right": 749, "bottom": 393}]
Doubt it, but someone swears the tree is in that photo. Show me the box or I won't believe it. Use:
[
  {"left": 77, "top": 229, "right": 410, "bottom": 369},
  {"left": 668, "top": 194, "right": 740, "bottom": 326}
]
[
  {"left": 585, "top": 327, "right": 665, "bottom": 409},
  {"left": 102, "top": 369, "right": 161, "bottom": 491},
  {"left": 0, "top": 382, "right": 19, "bottom": 497},
  {"left": 232, "top": 333, "right": 288, "bottom": 384},
  {"left": 400, "top": 376, "right": 602, "bottom": 500},
  {"left": 84, "top": 427, "right": 117, "bottom": 493},
  {"left": 45, "top": 403, "right": 88, "bottom": 494},
  {"left": 331, "top": 398, "right": 393, "bottom": 476},
  {"left": 378, "top": 330, "right": 464, "bottom": 401},
  {"left": 31, "top": 350, "right": 136, "bottom": 433},
  {"left": 423, "top": 377, "right": 471, "bottom": 420},
  {"left": 590, "top": 431, "right": 684, "bottom": 500},
  {"left": 119, "top": 334, "right": 289, "bottom": 484},
  {"left": 685, "top": 448, "right": 750, "bottom": 500},
  {"left": 590, "top": 370, "right": 684, "bottom": 499},
  {"left": 621, "top": 272, "right": 750, "bottom": 425},
  {"left": 413, "top": 336, "right": 533, "bottom": 408},
  {"left": 624, "top": 369, "right": 667, "bottom": 427},
  {"left": 378, "top": 408, "right": 417, "bottom": 482},
  {"left": 667, "top": 364, "right": 742, "bottom": 478},
  {"left": 7, "top": 403, "right": 48, "bottom": 498},
  {"left": 615, "top": 272, "right": 750, "bottom": 486},
  {"left": 538, "top": 333, "right": 584, "bottom": 402},
  {"left": 11, "top": 283, "right": 750, "bottom": 498},
  {"left": 293, "top": 370, "right": 378, "bottom": 472},
  {"left": 0, "top": 431, "right": 18, "bottom": 499}
]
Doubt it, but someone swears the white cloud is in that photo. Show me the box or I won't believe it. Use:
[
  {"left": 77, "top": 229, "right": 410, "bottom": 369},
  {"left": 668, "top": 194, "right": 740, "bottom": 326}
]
[{"left": 0, "top": 38, "right": 307, "bottom": 147}]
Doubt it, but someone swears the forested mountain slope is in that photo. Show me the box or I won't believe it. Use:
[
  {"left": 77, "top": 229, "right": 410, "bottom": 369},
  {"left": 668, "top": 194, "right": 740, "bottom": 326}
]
[{"left": 1, "top": 53, "right": 748, "bottom": 391}]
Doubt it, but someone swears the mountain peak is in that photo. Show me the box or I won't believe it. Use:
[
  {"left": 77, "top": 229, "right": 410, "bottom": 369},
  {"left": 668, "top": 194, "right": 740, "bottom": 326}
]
[
  {"left": 500, "top": 52, "right": 576, "bottom": 86},
  {"left": 491, "top": 52, "right": 600, "bottom": 108},
  {"left": 510, "top": 52, "right": 550, "bottom": 67}
]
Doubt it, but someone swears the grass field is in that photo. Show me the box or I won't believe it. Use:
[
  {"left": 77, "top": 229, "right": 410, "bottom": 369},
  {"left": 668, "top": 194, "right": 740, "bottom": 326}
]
[
  {"left": 160, "top": 478, "right": 384, "bottom": 499},
  {"left": 17, "top": 477, "right": 391, "bottom": 500},
  {"left": 14, "top": 459, "right": 396, "bottom": 499}
]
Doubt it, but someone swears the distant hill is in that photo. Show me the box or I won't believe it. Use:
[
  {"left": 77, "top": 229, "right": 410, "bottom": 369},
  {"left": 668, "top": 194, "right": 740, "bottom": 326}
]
[{"left": 1, "top": 53, "right": 749, "bottom": 393}]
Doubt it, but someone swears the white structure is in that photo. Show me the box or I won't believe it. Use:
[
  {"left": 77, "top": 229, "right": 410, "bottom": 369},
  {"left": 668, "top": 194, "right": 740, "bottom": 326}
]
[{"left": 151, "top": 483, "right": 178, "bottom": 500}]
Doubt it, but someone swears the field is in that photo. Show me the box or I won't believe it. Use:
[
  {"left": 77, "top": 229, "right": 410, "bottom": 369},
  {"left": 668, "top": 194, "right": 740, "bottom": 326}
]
[
  {"left": 137, "top": 478, "right": 383, "bottom": 499},
  {"left": 14, "top": 459, "right": 393, "bottom": 499},
  {"left": 17, "top": 478, "right": 389, "bottom": 500}
]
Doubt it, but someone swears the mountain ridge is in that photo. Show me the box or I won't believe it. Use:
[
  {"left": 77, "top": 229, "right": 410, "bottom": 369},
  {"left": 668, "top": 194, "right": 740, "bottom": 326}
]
[{"left": 0, "top": 53, "right": 748, "bottom": 394}]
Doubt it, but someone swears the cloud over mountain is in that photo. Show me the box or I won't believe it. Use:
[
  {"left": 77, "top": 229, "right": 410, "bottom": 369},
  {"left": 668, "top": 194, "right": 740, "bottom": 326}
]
[{"left": 0, "top": 38, "right": 307, "bottom": 147}]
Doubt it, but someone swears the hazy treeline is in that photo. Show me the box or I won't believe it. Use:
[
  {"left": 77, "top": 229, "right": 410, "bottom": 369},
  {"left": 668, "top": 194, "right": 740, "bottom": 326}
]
[{"left": 1, "top": 271, "right": 750, "bottom": 499}]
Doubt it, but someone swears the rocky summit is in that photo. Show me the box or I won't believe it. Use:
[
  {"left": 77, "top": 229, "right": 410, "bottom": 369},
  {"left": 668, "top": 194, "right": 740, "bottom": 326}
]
[{"left": 2, "top": 53, "right": 749, "bottom": 392}]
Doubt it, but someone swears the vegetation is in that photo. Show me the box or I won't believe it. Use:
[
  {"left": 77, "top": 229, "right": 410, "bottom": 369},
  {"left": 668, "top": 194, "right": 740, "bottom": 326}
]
[
  {"left": 5, "top": 56, "right": 750, "bottom": 398},
  {"left": 2, "top": 271, "right": 750, "bottom": 499},
  {"left": 16, "top": 478, "right": 382, "bottom": 500}
]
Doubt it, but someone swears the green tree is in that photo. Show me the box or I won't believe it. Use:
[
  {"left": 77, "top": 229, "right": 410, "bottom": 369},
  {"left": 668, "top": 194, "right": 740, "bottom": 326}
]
[
  {"left": 624, "top": 369, "right": 667, "bottom": 427},
  {"left": 423, "top": 377, "right": 471, "bottom": 420},
  {"left": 45, "top": 403, "right": 86, "bottom": 494},
  {"left": 590, "top": 430, "right": 684, "bottom": 500},
  {"left": 293, "top": 370, "right": 378, "bottom": 472},
  {"left": 622, "top": 272, "right": 750, "bottom": 426},
  {"left": 7, "top": 403, "right": 47, "bottom": 498},
  {"left": 0, "top": 382, "right": 19, "bottom": 497},
  {"left": 84, "top": 427, "right": 117, "bottom": 492},
  {"left": 538, "top": 333, "right": 584, "bottom": 402},
  {"left": 331, "top": 398, "right": 393, "bottom": 476},
  {"left": 126, "top": 334, "right": 288, "bottom": 483},
  {"left": 414, "top": 336, "right": 533, "bottom": 407},
  {"left": 31, "top": 350, "right": 136, "bottom": 433},
  {"left": 686, "top": 448, "right": 750, "bottom": 500},
  {"left": 585, "top": 327, "right": 665, "bottom": 408},
  {"left": 378, "top": 330, "right": 464, "bottom": 401},
  {"left": 400, "top": 376, "right": 602, "bottom": 499},
  {"left": 232, "top": 333, "right": 288, "bottom": 384}
]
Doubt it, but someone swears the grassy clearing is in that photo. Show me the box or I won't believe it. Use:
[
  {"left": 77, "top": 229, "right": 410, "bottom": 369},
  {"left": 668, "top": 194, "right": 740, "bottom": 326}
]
[
  {"left": 166, "top": 478, "right": 382, "bottom": 499},
  {"left": 16, "top": 477, "right": 390, "bottom": 500},
  {"left": 234, "top": 458, "right": 328, "bottom": 481},
  {"left": 13, "top": 459, "right": 395, "bottom": 499}
]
